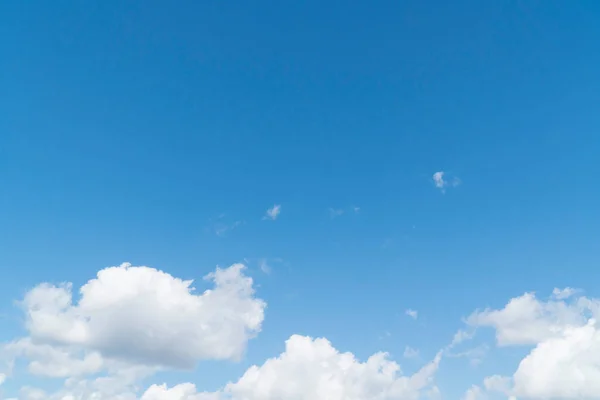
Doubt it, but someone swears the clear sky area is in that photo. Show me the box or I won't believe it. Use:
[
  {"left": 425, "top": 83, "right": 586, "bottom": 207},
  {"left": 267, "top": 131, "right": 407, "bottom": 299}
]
[{"left": 1, "top": 1, "right": 600, "bottom": 399}]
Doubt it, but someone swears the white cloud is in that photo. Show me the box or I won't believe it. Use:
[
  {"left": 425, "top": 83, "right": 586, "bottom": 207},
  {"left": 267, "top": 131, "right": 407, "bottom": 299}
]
[
  {"left": 143, "top": 335, "right": 442, "bottom": 400},
  {"left": 446, "top": 344, "right": 488, "bottom": 366},
  {"left": 263, "top": 205, "right": 281, "bottom": 220},
  {"left": 432, "top": 171, "right": 460, "bottom": 193},
  {"left": 466, "top": 291, "right": 585, "bottom": 346},
  {"left": 461, "top": 385, "right": 482, "bottom": 400},
  {"left": 11, "top": 260, "right": 600, "bottom": 400},
  {"left": 449, "top": 329, "right": 475, "bottom": 348},
  {"left": 483, "top": 375, "right": 511, "bottom": 393},
  {"left": 464, "top": 289, "right": 600, "bottom": 399},
  {"left": 4, "top": 338, "right": 104, "bottom": 378},
  {"left": 214, "top": 220, "right": 242, "bottom": 237},
  {"left": 6, "top": 334, "right": 443, "bottom": 400},
  {"left": 551, "top": 287, "right": 579, "bottom": 300},
  {"left": 511, "top": 320, "right": 600, "bottom": 399},
  {"left": 18, "top": 263, "right": 266, "bottom": 369},
  {"left": 405, "top": 309, "right": 418, "bottom": 319}
]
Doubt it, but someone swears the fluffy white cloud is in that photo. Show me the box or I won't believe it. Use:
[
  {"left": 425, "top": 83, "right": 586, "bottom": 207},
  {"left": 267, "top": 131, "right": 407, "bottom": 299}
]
[
  {"left": 405, "top": 309, "right": 418, "bottom": 319},
  {"left": 2, "top": 261, "right": 445, "bottom": 400},
  {"left": 13, "top": 260, "right": 600, "bottom": 400},
  {"left": 4, "top": 338, "right": 104, "bottom": 378},
  {"left": 19, "top": 263, "right": 266, "bottom": 369},
  {"left": 512, "top": 320, "right": 600, "bottom": 399},
  {"left": 264, "top": 205, "right": 281, "bottom": 220},
  {"left": 466, "top": 291, "right": 585, "bottom": 346},
  {"left": 143, "top": 335, "right": 442, "bottom": 400},
  {"left": 7, "top": 335, "right": 443, "bottom": 400},
  {"left": 465, "top": 289, "right": 600, "bottom": 399},
  {"left": 141, "top": 383, "right": 219, "bottom": 400}
]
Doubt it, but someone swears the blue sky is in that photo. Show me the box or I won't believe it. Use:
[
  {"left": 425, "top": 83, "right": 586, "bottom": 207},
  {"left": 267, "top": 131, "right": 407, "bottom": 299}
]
[{"left": 1, "top": 1, "right": 600, "bottom": 399}]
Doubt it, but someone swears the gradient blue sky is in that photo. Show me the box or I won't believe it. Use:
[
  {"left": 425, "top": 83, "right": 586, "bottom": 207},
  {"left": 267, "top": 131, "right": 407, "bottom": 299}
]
[{"left": 1, "top": 1, "right": 600, "bottom": 399}]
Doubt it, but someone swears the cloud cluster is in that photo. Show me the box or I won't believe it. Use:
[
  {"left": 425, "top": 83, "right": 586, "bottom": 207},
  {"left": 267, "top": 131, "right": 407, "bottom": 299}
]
[
  {"left": 463, "top": 288, "right": 600, "bottom": 399},
  {"left": 142, "top": 335, "right": 441, "bottom": 400},
  {"left": 21, "top": 263, "right": 265, "bottom": 369},
  {"left": 4, "top": 261, "right": 600, "bottom": 400},
  {"left": 1, "top": 262, "right": 441, "bottom": 400}
]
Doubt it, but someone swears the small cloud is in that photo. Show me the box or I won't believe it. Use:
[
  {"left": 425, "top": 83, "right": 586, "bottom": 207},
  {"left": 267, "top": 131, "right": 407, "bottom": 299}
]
[
  {"left": 406, "top": 309, "right": 418, "bottom": 319},
  {"left": 214, "top": 220, "right": 242, "bottom": 237},
  {"left": 552, "top": 287, "right": 579, "bottom": 300},
  {"left": 432, "top": 171, "right": 460, "bottom": 193},
  {"left": 329, "top": 208, "right": 345, "bottom": 218},
  {"left": 208, "top": 214, "right": 243, "bottom": 237},
  {"left": 328, "top": 206, "right": 360, "bottom": 219},
  {"left": 264, "top": 204, "right": 281, "bottom": 220},
  {"left": 258, "top": 259, "right": 271, "bottom": 274},
  {"left": 403, "top": 346, "right": 419, "bottom": 359},
  {"left": 378, "top": 330, "right": 392, "bottom": 340},
  {"left": 252, "top": 257, "right": 285, "bottom": 274},
  {"left": 448, "top": 329, "right": 476, "bottom": 350},
  {"left": 447, "top": 344, "right": 489, "bottom": 366}
]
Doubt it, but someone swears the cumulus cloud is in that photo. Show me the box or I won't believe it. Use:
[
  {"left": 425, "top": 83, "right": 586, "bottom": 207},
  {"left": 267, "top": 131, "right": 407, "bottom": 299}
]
[
  {"left": 466, "top": 291, "right": 585, "bottom": 346},
  {"left": 143, "top": 335, "right": 442, "bottom": 400},
  {"left": 10, "top": 260, "right": 600, "bottom": 400},
  {"left": 1, "top": 261, "right": 447, "bottom": 400},
  {"left": 464, "top": 289, "right": 600, "bottom": 399},
  {"left": 263, "top": 204, "right": 281, "bottom": 220},
  {"left": 432, "top": 171, "right": 460, "bottom": 193},
  {"left": 19, "top": 263, "right": 266, "bottom": 369},
  {"left": 7, "top": 335, "right": 444, "bottom": 400},
  {"left": 405, "top": 309, "right": 418, "bottom": 319}
]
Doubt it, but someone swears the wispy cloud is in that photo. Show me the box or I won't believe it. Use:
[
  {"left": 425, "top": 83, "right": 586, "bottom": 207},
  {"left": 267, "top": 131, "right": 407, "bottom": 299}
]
[
  {"left": 449, "top": 329, "right": 475, "bottom": 348},
  {"left": 406, "top": 309, "right": 418, "bottom": 319},
  {"left": 447, "top": 344, "right": 489, "bottom": 366},
  {"left": 214, "top": 220, "right": 242, "bottom": 237},
  {"left": 551, "top": 287, "right": 580, "bottom": 300},
  {"left": 328, "top": 206, "right": 360, "bottom": 219},
  {"left": 249, "top": 257, "right": 286, "bottom": 274},
  {"left": 432, "top": 171, "right": 461, "bottom": 193},
  {"left": 208, "top": 214, "right": 243, "bottom": 237},
  {"left": 263, "top": 204, "right": 281, "bottom": 220},
  {"left": 404, "top": 346, "right": 420, "bottom": 359},
  {"left": 378, "top": 330, "right": 392, "bottom": 340},
  {"left": 258, "top": 259, "right": 271, "bottom": 274},
  {"left": 329, "top": 208, "right": 345, "bottom": 218}
]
